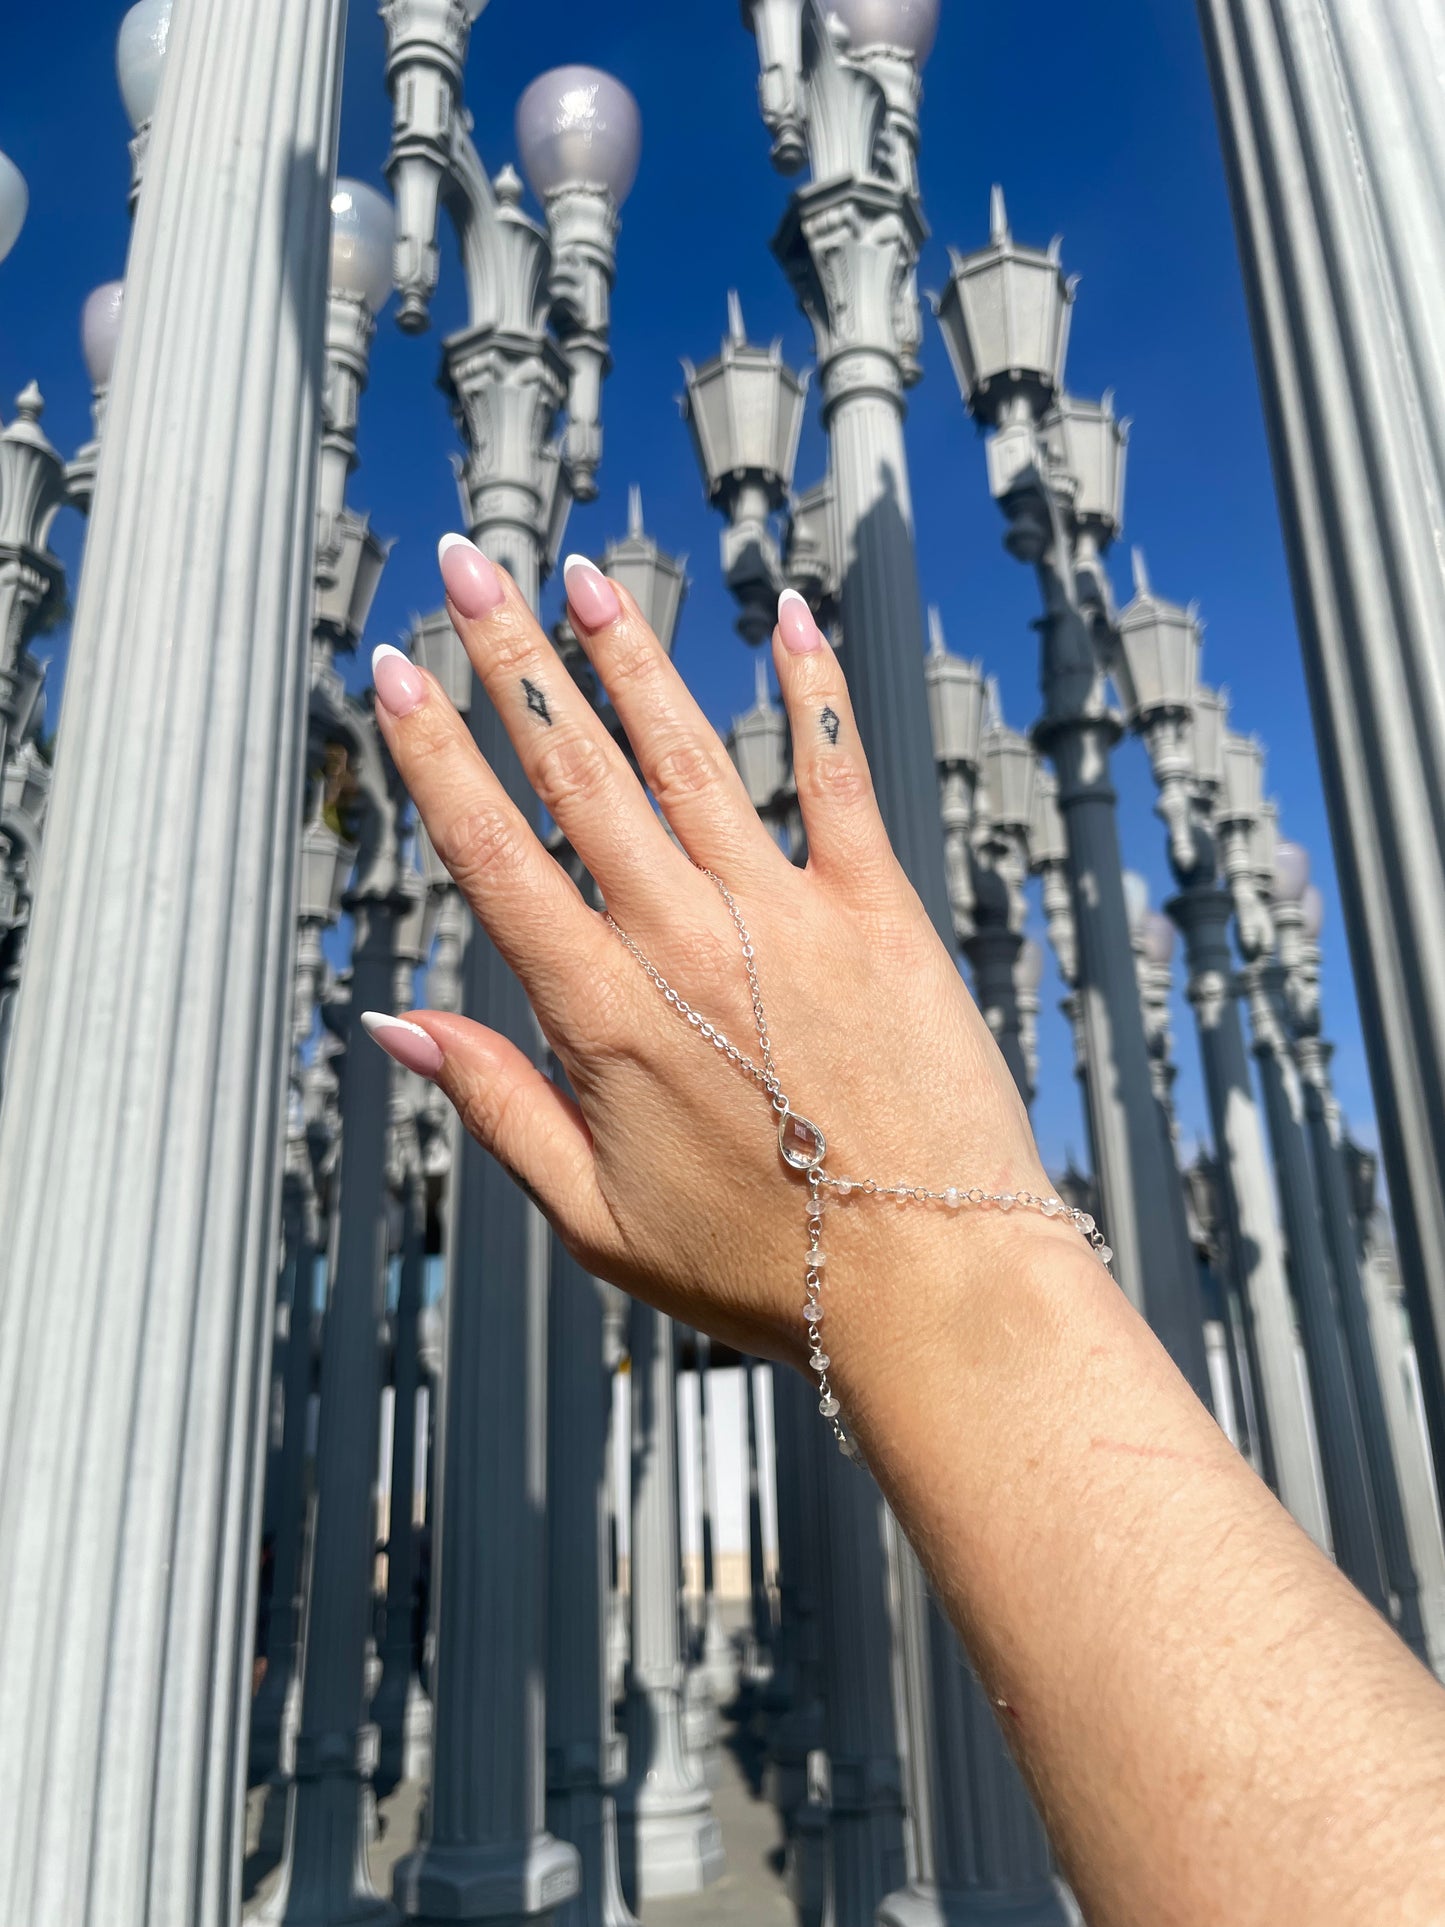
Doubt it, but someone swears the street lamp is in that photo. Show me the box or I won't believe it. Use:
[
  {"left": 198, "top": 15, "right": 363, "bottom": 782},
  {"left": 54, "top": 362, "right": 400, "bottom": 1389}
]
[
  {"left": 1115, "top": 550, "right": 1202, "bottom": 877},
  {"left": 69, "top": 280, "right": 126, "bottom": 511},
  {"left": 0, "top": 149, "right": 27, "bottom": 265},
  {"left": 924, "top": 608, "right": 984, "bottom": 941},
  {"left": 515, "top": 65, "right": 641, "bottom": 501},
  {"left": 116, "top": 0, "right": 172, "bottom": 207},
  {"left": 0, "top": 388, "right": 66, "bottom": 786},
  {"left": 682, "top": 293, "right": 807, "bottom": 643},
  {"left": 601, "top": 486, "right": 688, "bottom": 655}
]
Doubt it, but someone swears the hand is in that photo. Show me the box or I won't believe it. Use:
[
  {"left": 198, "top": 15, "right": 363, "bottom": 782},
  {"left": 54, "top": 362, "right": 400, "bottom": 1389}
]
[{"left": 367, "top": 538, "right": 1075, "bottom": 1385}]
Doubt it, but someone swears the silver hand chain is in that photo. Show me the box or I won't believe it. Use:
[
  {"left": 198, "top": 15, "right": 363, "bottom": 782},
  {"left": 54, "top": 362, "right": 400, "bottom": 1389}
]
[{"left": 604, "top": 869, "right": 1113, "bottom": 1462}]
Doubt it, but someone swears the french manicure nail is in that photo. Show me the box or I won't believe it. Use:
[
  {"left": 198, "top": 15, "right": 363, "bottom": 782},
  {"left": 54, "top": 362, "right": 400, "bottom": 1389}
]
[
  {"left": 777, "top": 587, "right": 823, "bottom": 654},
  {"left": 563, "top": 553, "right": 622, "bottom": 631},
  {"left": 361, "top": 1011, "right": 445, "bottom": 1079},
  {"left": 372, "top": 643, "right": 427, "bottom": 719},
  {"left": 438, "top": 532, "right": 505, "bottom": 619}
]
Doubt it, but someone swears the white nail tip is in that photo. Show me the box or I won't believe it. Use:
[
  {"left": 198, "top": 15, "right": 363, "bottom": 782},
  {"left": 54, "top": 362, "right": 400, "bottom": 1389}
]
[
  {"left": 437, "top": 532, "right": 475, "bottom": 565},
  {"left": 361, "top": 1011, "right": 429, "bottom": 1042},
  {"left": 563, "top": 552, "right": 601, "bottom": 580},
  {"left": 778, "top": 588, "right": 809, "bottom": 612},
  {"left": 371, "top": 642, "right": 409, "bottom": 671}
]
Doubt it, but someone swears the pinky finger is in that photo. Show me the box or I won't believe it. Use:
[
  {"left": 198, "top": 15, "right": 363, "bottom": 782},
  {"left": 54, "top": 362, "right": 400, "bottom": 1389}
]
[{"left": 361, "top": 1009, "right": 620, "bottom": 1264}]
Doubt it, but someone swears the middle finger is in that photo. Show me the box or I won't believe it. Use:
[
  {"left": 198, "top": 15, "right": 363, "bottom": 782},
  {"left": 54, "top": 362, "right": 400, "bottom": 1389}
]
[{"left": 438, "top": 533, "right": 689, "bottom": 923}]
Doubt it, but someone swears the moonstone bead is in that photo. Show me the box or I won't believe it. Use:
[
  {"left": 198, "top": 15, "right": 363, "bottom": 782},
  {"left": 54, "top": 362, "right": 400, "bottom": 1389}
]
[
  {"left": 803, "top": 1302, "right": 824, "bottom": 1322},
  {"left": 1098, "top": 1245, "right": 1114, "bottom": 1266},
  {"left": 998, "top": 1193, "right": 1015, "bottom": 1211},
  {"left": 810, "top": 1351, "right": 830, "bottom": 1370},
  {"left": 1041, "top": 1196, "right": 1061, "bottom": 1217},
  {"left": 809, "top": 1250, "right": 827, "bottom": 1267},
  {"left": 944, "top": 1187, "right": 960, "bottom": 1208},
  {"left": 819, "top": 1395, "right": 840, "bottom": 1419},
  {"left": 836, "top": 1181, "right": 852, "bottom": 1198}
]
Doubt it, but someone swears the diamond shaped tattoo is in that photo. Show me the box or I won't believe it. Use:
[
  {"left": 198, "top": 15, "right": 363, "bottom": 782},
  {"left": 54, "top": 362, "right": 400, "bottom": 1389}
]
[
  {"left": 820, "top": 704, "right": 841, "bottom": 746},
  {"left": 522, "top": 678, "right": 553, "bottom": 727}
]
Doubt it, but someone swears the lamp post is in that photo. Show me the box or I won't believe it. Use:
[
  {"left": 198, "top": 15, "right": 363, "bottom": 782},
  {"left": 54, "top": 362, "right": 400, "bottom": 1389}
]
[
  {"left": 0, "top": 388, "right": 66, "bottom": 793},
  {"left": 1114, "top": 572, "right": 1326, "bottom": 1542},
  {"left": 0, "top": 0, "right": 348, "bottom": 1917},
  {"left": 922, "top": 608, "right": 983, "bottom": 992},
  {"left": 382, "top": 39, "right": 638, "bottom": 1924},
  {"left": 1029, "top": 767, "right": 1089, "bottom": 1098},
  {"left": 1271, "top": 843, "right": 1428, "bottom": 1663},
  {"left": 744, "top": 0, "right": 952, "bottom": 936},
  {"left": 682, "top": 293, "right": 808, "bottom": 645},
  {"left": 1217, "top": 737, "right": 1388, "bottom": 1608},
  {"left": 937, "top": 200, "right": 1208, "bottom": 1396},
  {"left": 1195, "top": 0, "right": 1445, "bottom": 1503},
  {"left": 968, "top": 691, "right": 1036, "bottom": 1103},
  {"left": 116, "top": 0, "right": 172, "bottom": 209}
]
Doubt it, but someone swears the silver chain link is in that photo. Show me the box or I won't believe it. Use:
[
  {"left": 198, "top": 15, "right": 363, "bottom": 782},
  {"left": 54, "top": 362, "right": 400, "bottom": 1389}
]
[{"left": 605, "top": 868, "right": 1112, "bottom": 1461}]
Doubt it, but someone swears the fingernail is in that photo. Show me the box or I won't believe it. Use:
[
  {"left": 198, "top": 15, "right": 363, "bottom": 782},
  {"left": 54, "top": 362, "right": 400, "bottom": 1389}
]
[
  {"left": 777, "top": 588, "right": 823, "bottom": 654},
  {"left": 372, "top": 644, "right": 427, "bottom": 719},
  {"left": 361, "top": 1011, "right": 445, "bottom": 1079},
  {"left": 564, "top": 553, "right": 622, "bottom": 630},
  {"left": 438, "top": 532, "right": 504, "bottom": 619}
]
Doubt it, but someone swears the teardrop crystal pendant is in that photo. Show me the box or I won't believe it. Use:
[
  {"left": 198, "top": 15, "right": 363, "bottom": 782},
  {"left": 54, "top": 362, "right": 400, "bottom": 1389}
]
[{"left": 778, "top": 1109, "right": 826, "bottom": 1170}]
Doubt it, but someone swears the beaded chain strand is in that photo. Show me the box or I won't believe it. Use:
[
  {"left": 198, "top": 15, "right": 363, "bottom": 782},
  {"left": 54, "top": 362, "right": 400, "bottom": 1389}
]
[{"left": 605, "top": 869, "right": 1113, "bottom": 1460}]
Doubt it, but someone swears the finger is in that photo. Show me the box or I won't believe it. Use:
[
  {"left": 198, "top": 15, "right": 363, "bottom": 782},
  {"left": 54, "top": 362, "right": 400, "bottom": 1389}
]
[
  {"left": 370, "top": 642, "right": 612, "bottom": 1032},
  {"left": 562, "top": 553, "right": 792, "bottom": 886},
  {"left": 771, "top": 590, "right": 897, "bottom": 891},
  {"left": 360, "top": 1009, "right": 622, "bottom": 1266},
  {"left": 437, "top": 535, "right": 692, "bottom": 923}
]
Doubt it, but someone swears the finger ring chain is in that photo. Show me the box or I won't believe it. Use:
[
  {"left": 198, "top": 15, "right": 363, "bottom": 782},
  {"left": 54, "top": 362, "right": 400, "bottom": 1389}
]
[{"left": 605, "top": 871, "right": 1113, "bottom": 1464}]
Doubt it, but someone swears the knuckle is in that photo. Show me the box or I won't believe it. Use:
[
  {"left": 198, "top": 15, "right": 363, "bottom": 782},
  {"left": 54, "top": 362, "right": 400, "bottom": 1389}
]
[
  {"left": 648, "top": 737, "right": 724, "bottom": 809},
  {"left": 568, "top": 964, "right": 638, "bottom": 1060},
  {"left": 799, "top": 751, "right": 874, "bottom": 812},
  {"left": 532, "top": 728, "right": 613, "bottom": 812},
  {"left": 596, "top": 628, "right": 661, "bottom": 694},
  {"left": 438, "top": 802, "right": 529, "bottom": 893}
]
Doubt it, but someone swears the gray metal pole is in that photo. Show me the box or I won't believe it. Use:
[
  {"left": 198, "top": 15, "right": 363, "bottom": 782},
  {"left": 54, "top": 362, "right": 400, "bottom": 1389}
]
[
  {"left": 615, "top": 1304, "right": 725, "bottom": 1903},
  {"left": 547, "top": 1253, "right": 639, "bottom": 1927},
  {"left": 0, "top": 2, "right": 345, "bottom": 1918},
  {"left": 267, "top": 899, "right": 405, "bottom": 1927},
  {"left": 1168, "top": 886, "right": 1328, "bottom": 1545},
  {"left": 375, "top": 1161, "right": 428, "bottom": 1796},
  {"left": 1194, "top": 0, "right": 1445, "bottom": 1498}
]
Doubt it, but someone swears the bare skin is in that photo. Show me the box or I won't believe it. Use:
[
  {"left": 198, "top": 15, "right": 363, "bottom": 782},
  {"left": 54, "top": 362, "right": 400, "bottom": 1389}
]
[{"left": 367, "top": 541, "right": 1445, "bottom": 1927}]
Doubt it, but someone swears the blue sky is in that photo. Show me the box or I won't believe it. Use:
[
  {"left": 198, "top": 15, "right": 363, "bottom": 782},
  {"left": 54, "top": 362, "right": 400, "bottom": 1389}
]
[{"left": 1, "top": 0, "right": 1381, "bottom": 1178}]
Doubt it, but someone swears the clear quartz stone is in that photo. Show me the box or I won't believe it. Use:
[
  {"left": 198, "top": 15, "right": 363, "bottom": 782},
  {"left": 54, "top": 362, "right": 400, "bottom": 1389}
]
[
  {"left": 1098, "top": 1245, "right": 1114, "bottom": 1266},
  {"left": 779, "top": 1110, "right": 826, "bottom": 1169},
  {"left": 998, "top": 1193, "right": 1015, "bottom": 1211},
  {"left": 819, "top": 1395, "right": 841, "bottom": 1418},
  {"left": 1041, "top": 1196, "right": 1061, "bottom": 1217}
]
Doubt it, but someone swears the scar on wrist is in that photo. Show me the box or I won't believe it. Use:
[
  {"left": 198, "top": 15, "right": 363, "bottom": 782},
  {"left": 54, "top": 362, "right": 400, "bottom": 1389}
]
[
  {"left": 522, "top": 678, "right": 553, "bottom": 726},
  {"left": 820, "top": 704, "right": 841, "bottom": 745}
]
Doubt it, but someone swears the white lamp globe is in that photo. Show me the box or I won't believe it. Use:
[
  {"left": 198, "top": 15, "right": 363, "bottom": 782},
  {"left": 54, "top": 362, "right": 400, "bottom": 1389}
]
[
  {"left": 827, "top": 0, "right": 941, "bottom": 65},
  {"left": 329, "top": 180, "right": 395, "bottom": 313},
  {"left": 82, "top": 281, "right": 126, "bottom": 388},
  {"left": 515, "top": 66, "right": 641, "bottom": 205},
  {"left": 1143, "top": 910, "right": 1176, "bottom": 969},
  {"left": 117, "top": 0, "right": 173, "bottom": 132},
  {"left": 0, "top": 149, "right": 27, "bottom": 265},
  {"left": 1122, "top": 869, "right": 1150, "bottom": 939},
  {"left": 1300, "top": 883, "right": 1326, "bottom": 943},
  {"left": 1273, "top": 838, "right": 1311, "bottom": 905}
]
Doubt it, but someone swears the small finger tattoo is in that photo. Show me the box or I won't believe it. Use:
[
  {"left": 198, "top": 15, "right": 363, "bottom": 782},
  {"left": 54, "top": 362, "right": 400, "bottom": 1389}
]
[
  {"left": 820, "top": 705, "right": 841, "bottom": 746},
  {"left": 523, "top": 678, "right": 553, "bottom": 727}
]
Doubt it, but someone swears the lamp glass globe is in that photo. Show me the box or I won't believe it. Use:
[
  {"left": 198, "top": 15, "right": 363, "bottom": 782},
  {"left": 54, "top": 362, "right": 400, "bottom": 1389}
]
[
  {"left": 515, "top": 66, "right": 641, "bottom": 204},
  {"left": 117, "top": 0, "right": 173, "bottom": 132},
  {"left": 1272, "top": 838, "right": 1310, "bottom": 905},
  {"left": 82, "top": 281, "right": 127, "bottom": 389},
  {"left": 1016, "top": 936, "right": 1045, "bottom": 992},
  {"left": 1122, "top": 869, "right": 1150, "bottom": 938},
  {"left": 827, "top": 0, "right": 941, "bottom": 64},
  {"left": 1143, "top": 911, "right": 1176, "bottom": 969},
  {"left": 0, "top": 149, "right": 27, "bottom": 265},
  {"left": 1300, "top": 883, "right": 1326, "bottom": 943},
  {"left": 330, "top": 180, "right": 395, "bottom": 313}
]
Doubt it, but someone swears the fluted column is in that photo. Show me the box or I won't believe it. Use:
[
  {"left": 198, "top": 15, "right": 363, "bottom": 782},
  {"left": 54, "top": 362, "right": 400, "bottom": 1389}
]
[
  {"left": 1169, "top": 886, "right": 1327, "bottom": 1544},
  {"left": 0, "top": 2, "right": 344, "bottom": 1918},
  {"left": 694, "top": 1336, "right": 738, "bottom": 1701},
  {"left": 546, "top": 1253, "right": 638, "bottom": 1927},
  {"left": 1195, "top": 0, "right": 1445, "bottom": 1500},
  {"left": 1242, "top": 962, "right": 1388, "bottom": 1607},
  {"left": 616, "top": 1303, "right": 725, "bottom": 1902},
  {"left": 268, "top": 894, "right": 408, "bottom": 1927},
  {"left": 375, "top": 1160, "right": 428, "bottom": 1795}
]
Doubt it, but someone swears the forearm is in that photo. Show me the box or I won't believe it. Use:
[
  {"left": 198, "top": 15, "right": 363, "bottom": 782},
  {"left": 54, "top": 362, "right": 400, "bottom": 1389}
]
[{"left": 830, "top": 1221, "right": 1445, "bottom": 1926}]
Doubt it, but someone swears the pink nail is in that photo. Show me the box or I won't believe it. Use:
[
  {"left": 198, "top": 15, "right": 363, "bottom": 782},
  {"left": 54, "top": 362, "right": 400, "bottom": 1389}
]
[
  {"left": 361, "top": 1012, "right": 445, "bottom": 1079},
  {"left": 372, "top": 644, "right": 427, "bottom": 718},
  {"left": 438, "top": 532, "right": 504, "bottom": 619},
  {"left": 777, "top": 589, "right": 823, "bottom": 654},
  {"left": 564, "top": 553, "right": 622, "bottom": 630}
]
